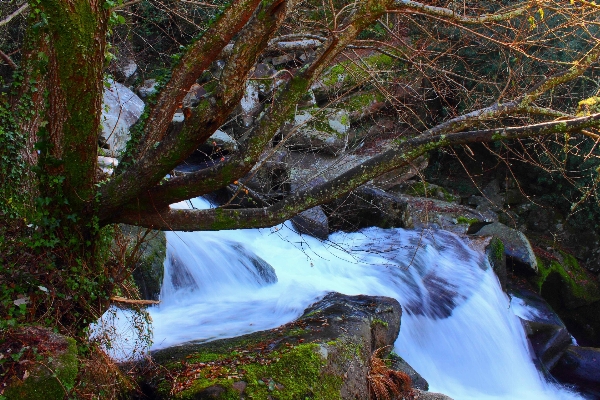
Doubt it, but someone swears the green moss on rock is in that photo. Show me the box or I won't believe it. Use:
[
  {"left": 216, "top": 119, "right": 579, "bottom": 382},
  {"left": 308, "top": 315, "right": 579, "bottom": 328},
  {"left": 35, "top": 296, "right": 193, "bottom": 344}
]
[
  {"left": 534, "top": 252, "right": 600, "bottom": 309},
  {"left": 3, "top": 337, "right": 78, "bottom": 400}
]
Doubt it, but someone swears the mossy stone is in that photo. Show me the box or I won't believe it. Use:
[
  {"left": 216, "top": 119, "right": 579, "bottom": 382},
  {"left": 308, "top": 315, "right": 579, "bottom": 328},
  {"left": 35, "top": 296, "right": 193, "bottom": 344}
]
[{"left": 3, "top": 336, "right": 78, "bottom": 400}]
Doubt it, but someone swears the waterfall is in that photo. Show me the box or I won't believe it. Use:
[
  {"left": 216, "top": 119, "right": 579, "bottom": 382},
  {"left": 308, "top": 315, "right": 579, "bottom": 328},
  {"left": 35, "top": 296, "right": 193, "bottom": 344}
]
[{"left": 146, "top": 198, "right": 581, "bottom": 400}]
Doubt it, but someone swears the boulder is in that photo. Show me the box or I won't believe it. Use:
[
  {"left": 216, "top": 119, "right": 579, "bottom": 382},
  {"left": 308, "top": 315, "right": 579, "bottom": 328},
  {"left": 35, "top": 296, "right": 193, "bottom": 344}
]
[
  {"left": 291, "top": 206, "right": 329, "bottom": 240},
  {"left": 372, "top": 157, "right": 429, "bottom": 190},
  {"left": 101, "top": 79, "right": 145, "bottom": 157},
  {"left": 473, "top": 222, "right": 538, "bottom": 275},
  {"left": 389, "top": 353, "right": 429, "bottom": 391},
  {"left": 137, "top": 79, "right": 158, "bottom": 99},
  {"left": 2, "top": 327, "right": 78, "bottom": 400},
  {"left": 551, "top": 346, "right": 600, "bottom": 396},
  {"left": 535, "top": 251, "right": 600, "bottom": 311},
  {"left": 285, "top": 108, "right": 350, "bottom": 156},
  {"left": 181, "top": 83, "right": 207, "bottom": 109},
  {"left": 97, "top": 156, "right": 118, "bottom": 175},
  {"left": 114, "top": 59, "right": 137, "bottom": 83},
  {"left": 386, "top": 193, "right": 495, "bottom": 234},
  {"left": 144, "top": 293, "right": 434, "bottom": 400},
  {"left": 509, "top": 284, "right": 573, "bottom": 373},
  {"left": 325, "top": 186, "right": 411, "bottom": 232},
  {"left": 467, "top": 179, "right": 505, "bottom": 213}
]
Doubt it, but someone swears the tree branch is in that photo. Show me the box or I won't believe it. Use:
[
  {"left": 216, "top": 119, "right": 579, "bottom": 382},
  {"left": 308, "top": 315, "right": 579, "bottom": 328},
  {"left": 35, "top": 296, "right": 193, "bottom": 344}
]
[
  {"left": 99, "top": 0, "right": 296, "bottom": 222},
  {"left": 0, "top": 3, "right": 28, "bottom": 27},
  {"left": 0, "top": 49, "right": 17, "bottom": 69},
  {"left": 421, "top": 43, "right": 600, "bottom": 138},
  {"left": 389, "top": 1, "right": 529, "bottom": 24},
  {"left": 126, "top": 0, "right": 263, "bottom": 162},
  {"left": 118, "top": 113, "right": 600, "bottom": 230},
  {"left": 115, "top": 0, "right": 394, "bottom": 212}
]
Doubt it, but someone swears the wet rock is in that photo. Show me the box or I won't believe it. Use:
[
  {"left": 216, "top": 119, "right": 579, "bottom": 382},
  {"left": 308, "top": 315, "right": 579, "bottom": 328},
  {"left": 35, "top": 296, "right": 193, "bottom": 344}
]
[
  {"left": 146, "top": 293, "right": 421, "bottom": 400},
  {"left": 509, "top": 284, "right": 572, "bottom": 373},
  {"left": 535, "top": 251, "right": 600, "bottom": 310},
  {"left": 389, "top": 353, "right": 429, "bottom": 391},
  {"left": 399, "top": 195, "right": 495, "bottom": 234},
  {"left": 551, "top": 346, "right": 600, "bottom": 395},
  {"left": 291, "top": 206, "right": 329, "bottom": 240},
  {"left": 472, "top": 222, "right": 537, "bottom": 275}
]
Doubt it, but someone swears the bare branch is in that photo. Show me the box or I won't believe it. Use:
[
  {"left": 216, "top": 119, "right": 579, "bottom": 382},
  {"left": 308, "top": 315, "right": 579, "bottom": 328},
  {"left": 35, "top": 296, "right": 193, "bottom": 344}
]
[
  {"left": 0, "top": 49, "right": 17, "bottom": 69},
  {"left": 0, "top": 3, "right": 28, "bottom": 27},
  {"left": 118, "top": 113, "right": 600, "bottom": 230},
  {"left": 422, "top": 43, "right": 600, "bottom": 138},
  {"left": 389, "top": 1, "right": 529, "bottom": 24},
  {"left": 116, "top": 0, "right": 394, "bottom": 211},
  {"left": 99, "top": 0, "right": 297, "bottom": 222}
]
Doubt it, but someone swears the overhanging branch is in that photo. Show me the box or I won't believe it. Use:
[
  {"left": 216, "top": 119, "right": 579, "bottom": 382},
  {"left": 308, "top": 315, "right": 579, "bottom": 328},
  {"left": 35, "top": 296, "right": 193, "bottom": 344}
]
[
  {"left": 118, "top": 113, "right": 600, "bottom": 230},
  {"left": 389, "top": 0, "right": 529, "bottom": 24}
]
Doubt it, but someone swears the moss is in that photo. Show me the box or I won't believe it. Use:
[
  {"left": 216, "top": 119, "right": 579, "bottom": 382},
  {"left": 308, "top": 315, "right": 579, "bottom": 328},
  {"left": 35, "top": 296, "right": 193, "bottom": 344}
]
[
  {"left": 343, "top": 91, "right": 385, "bottom": 112},
  {"left": 490, "top": 238, "right": 505, "bottom": 260},
  {"left": 534, "top": 252, "right": 600, "bottom": 305},
  {"left": 406, "top": 181, "right": 457, "bottom": 203},
  {"left": 3, "top": 337, "right": 78, "bottom": 400},
  {"left": 160, "top": 343, "right": 343, "bottom": 400},
  {"left": 321, "top": 54, "right": 399, "bottom": 88},
  {"left": 242, "top": 344, "right": 342, "bottom": 400},
  {"left": 456, "top": 216, "right": 479, "bottom": 225},
  {"left": 371, "top": 318, "right": 389, "bottom": 328},
  {"left": 576, "top": 96, "right": 600, "bottom": 116}
]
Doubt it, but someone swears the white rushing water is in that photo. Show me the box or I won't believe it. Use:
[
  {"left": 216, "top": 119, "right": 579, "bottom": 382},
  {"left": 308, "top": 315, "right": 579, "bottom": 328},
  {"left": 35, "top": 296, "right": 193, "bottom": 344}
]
[{"left": 134, "top": 198, "right": 581, "bottom": 399}]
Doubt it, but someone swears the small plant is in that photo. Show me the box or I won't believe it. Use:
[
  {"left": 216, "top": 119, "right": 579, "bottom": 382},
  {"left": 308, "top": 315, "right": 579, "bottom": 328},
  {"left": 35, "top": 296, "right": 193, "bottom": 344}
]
[{"left": 367, "top": 346, "right": 413, "bottom": 400}]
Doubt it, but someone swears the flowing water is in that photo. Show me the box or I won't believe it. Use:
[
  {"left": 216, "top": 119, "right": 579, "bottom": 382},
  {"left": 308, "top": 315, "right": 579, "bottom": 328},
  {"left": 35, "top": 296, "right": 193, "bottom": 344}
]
[{"left": 117, "top": 198, "right": 582, "bottom": 399}]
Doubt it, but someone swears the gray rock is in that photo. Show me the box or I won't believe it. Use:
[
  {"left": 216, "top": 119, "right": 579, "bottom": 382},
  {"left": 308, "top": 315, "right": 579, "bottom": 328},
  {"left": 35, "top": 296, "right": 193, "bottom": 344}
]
[
  {"left": 474, "top": 222, "right": 538, "bottom": 274},
  {"left": 285, "top": 108, "right": 350, "bottom": 156},
  {"left": 291, "top": 206, "right": 329, "bottom": 240},
  {"left": 326, "top": 186, "right": 411, "bottom": 232},
  {"left": 137, "top": 78, "right": 158, "bottom": 99},
  {"left": 149, "top": 293, "right": 409, "bottom": 400},
  {"left": 509, "top": 285, "right": 572, "bottom": 372},
  {"left": 182, "top": 83, "right": 207, "bottom": 109},
  {"left": 390, "top": 353, "right": 429, "bottom": 391},
  {"left": 551, "top": 345, "right": 600, "bottom": 395},
  {"left": 413, "top": 390, "right": 454, "bottom": 400},
  {"left": 209, "top": 129, "right": 238, "bottom": 153},
  {"left": 101, "top": 79, "right": 145, "bottom": 157}
]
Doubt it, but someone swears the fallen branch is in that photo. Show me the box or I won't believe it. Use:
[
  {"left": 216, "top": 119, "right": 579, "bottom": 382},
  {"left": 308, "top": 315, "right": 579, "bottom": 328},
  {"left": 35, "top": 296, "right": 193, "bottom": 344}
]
[{"left": 110, "top": 296, "right": 160, "bottom": 305}]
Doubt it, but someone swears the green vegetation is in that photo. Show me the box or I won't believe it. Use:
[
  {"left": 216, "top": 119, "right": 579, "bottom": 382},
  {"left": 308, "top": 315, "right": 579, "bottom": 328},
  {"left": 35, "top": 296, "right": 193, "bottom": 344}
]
[{"left": 535, "top": 252, "right": 600, "bottom": 306}]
